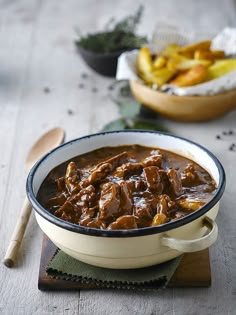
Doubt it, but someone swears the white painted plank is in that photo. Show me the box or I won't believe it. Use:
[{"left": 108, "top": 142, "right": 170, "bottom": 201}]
[
  {"left": 78, "top": 0, "right": 236, "bottom": 315},
  {"left": 0, "top": 0, "right": 235, "bottom": 314}
]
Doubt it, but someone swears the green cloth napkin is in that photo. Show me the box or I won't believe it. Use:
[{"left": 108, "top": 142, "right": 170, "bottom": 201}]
[{"left": 46, "top": 250, "right": 183, "bottom": 291}]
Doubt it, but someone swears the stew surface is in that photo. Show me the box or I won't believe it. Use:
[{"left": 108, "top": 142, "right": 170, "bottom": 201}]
[{"left": 37, "top": 145, "right": 217, "bottom": 230}]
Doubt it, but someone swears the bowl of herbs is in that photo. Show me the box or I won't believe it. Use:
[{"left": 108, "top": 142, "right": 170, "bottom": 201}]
[{"left": 75, "top": 6, "right": 146, "bottom": 77}]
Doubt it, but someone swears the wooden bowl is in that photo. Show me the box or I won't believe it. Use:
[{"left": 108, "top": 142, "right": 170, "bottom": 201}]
[{"left": 130, "top": 80, "right": 236, "bottom": 122}]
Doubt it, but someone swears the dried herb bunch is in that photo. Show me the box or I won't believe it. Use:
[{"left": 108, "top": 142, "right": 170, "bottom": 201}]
[{"left": 75, "top": 6, "right": 146, "bottom": 53}]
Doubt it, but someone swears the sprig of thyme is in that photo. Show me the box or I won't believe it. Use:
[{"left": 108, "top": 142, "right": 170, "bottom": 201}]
[
  {"left": 75, "top": 6, "right": 146, "bottom": 53},
  {"left": 106, "top": 5, "right": 144, "bottom": 34}
]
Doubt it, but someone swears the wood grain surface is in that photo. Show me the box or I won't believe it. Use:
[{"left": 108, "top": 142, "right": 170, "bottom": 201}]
[{"left": 0, "top": 0, "right": 236, "bottom": 314}]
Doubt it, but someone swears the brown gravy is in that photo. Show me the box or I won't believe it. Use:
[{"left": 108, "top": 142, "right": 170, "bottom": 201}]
[{"left": 37, "top": 145, "right": 216, "bottom": 230}]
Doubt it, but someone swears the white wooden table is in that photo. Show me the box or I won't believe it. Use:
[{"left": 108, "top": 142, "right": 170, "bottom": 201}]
[{"left": 1, "top": 0, "right": 236, "bottom": 314}]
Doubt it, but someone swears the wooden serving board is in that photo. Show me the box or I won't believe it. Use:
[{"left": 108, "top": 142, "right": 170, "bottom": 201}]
[{"left": 38, "top": 235, "right": 211, "bottom": 290}]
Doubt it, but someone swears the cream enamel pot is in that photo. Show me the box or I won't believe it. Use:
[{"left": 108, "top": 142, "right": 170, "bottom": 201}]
[{"left": 26, "top": 131, "right": 225, "bottom": 269}]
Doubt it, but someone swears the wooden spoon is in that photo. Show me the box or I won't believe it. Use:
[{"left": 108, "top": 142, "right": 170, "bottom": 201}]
[{"left": 3, "top": 128, "right": 65, "bottom": 268}]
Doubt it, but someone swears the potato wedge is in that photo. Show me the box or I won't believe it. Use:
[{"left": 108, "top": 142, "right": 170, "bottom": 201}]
[
  {"left": 179, "top": 40, "right": 211, "bottom": 54},
  {"left": 178, "top": 198, "right": 204, "bottom": 211},
  {"left": 194, "top": 49, "right": 225, "bottom": 61},
  {"left": 137, "top": 46, "right": 153, "bottom": 76},
  {"left": 151, "top": 213, "right": 167, "bottom": 226},
  {"left": 167, "top": 54, "right": 211, "bottom": 71},
  {"left": 175, "top": 59, "right": 212, "bottom": 70},
  {"left": 153, "top": 55, "right": 167, "bottom": 69},
  {"left": 167, "top": 54, "right": 189, "bottom": 71},
  {"left": 211, "top": 50, "right": 225, "bottom": 59},
  {"left": 194, "top": 49, "right": 214, "bottom": 61},
  {"left": 137, "top": 40, "right": 231, "bottom": 88},
  {"left": 150, "top": 68, "right": 177, "bottom": 87},
  {"left": 205, "top": 59, "right": 236, "bottom": 80},
  {"left": 161, "top": 43, "right": 181, "bottom": 56},
  {"left": 139, "top": 72, "right": 153, "bottom": 85},
  {"left": 179, "top": 51, "right": 195, "bottom": 59},
  {"left": 170, "top": 65, "right": 207, "bottom": 87}
]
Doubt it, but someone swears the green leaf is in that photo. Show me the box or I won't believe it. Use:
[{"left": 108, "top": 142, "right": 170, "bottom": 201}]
[
  {"left": 109, "top": 81, "right": 141, "bottom": 118},
  {"left": 105, "top": 81, "right": 170, "bottom": 134},
  {"left": 119, "top": 84, "right": 131, "bottom": 97},
  {"left": 118, "top": 101, "right": 141, "bottom": 119},
  {"left": 101, "top": 118, "right": 127, "bottom": 131},
  {"left": 101, "top": 117, "right": 169, "bottom": 133},
  {"left": 128, "top": 118, "right": 169, "bottom": 132}
]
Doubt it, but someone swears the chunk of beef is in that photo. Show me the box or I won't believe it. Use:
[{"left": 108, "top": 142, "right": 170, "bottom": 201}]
[
  {"left": 80, "top": 163, "right": 113, "bottom": 188},
  {"left": 99, "top": 183, "right": 121, "bottom": 221},
  {"left": 56, "top": 177, "right": 66, "bottom": 192},
  {"left": 65, "top": 162, "right": 81, "bottom": 193},
  {"left": 113, "top": 162, "right": 142, "bottom": 178},
  {"left": 81, "top": 205, "right": 99, "bottom": 219},
  {"left": 133, "top": 198, "right": 153, "bottom": 227},
  {"left": 119, "top": 181, "right": 133, "bottom": 214},
  {"left": 124, "top": 180, "right": 135, "bottom": 193},
  {"left": 54, "top": 200, "right": 81, "bottom": 223},
  {"left": 107, "top": 215, "right": 138, "bottom": 230},
  {"left": 137, "top": 191, "right": 159, "bottom": 209},
  {"left": 181, "top": 163, "right": 203, "bottom": 187},
  {"left": 70, "top": 185, "right": 96, "bottom": 206},
  {"left": 46, "top": 193, "right": 67, "bottom": 210},
  {"left": 79, "top": 205, "right": 101, "bottom": 227},
  {"left": 143, "top": 166, "right": 164, "bottom": 193},
  {"left": 167, "top": 168, "right": 183, "bottom": 196},
  {"left": 80, "top": 216, "right": 105, "bottom": 229},
  {"left": 86, "top": 218, "right": 106, "bottom": 229},
  {"left": 156, "top": 194, "right": 173, "bottom": 215},
  {"left": 55, "top": 185, "right": 96, "bottom": 220},
  {"left": 134, "top": 179, "right": 146, "bottom": 191},
  {"left": 118, "top": 178, "right": 146, "bottom": 194},
  {"left": 79, "top": 217, "right": 93, "bottom": 227},
  {"left": 181, "top": 164, "right": 216, "bottom": 190},
  {"left": 92, "top": 152, "right": 129, "bottom": 172},
  {"left": 142, "top": 154, "right": 162, "bottom": 168}
]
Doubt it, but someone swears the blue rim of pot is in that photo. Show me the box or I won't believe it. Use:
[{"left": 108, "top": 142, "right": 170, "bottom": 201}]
[{"left": 26, "top": 130, "right": 226, "bottom": 237}]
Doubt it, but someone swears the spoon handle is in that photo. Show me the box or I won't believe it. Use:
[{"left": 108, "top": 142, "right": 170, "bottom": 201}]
[{"left": 3, "top": 197, "right": 32, "bottom": 268}]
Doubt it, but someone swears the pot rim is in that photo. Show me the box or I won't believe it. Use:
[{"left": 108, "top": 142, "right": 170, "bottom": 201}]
[{"left": 26, "top": 130, "right": 226, "bottom": 238}]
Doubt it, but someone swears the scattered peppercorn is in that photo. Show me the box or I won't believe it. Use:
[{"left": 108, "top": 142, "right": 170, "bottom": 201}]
[
  {"left": 43, "top": 87, "right": 51, "bottom": 94},
  {"left": 108, "top": 84, "right": 114, "bottom": 91},
  {"left": 229, "top": 143, "right": 236, "bottom": 151},
  {"left": 67, "top": 109, "right": 74, "bottom": 116},
  {"left": 222, "top": 130, "right": 235, "bottom": 136},
  {"left": 81, "top": 72, "right": 88, "bottom": 79},
  {"left": 78, "top": 83, "right": 85, "bottom": 89},
  {"left": 215, "top": 130, "right": 235, "bottom": 152}
]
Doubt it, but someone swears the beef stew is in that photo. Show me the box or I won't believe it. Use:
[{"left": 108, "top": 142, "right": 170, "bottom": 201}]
[{"left": 37, "top": 145, "right": 217, "bottom": 230}]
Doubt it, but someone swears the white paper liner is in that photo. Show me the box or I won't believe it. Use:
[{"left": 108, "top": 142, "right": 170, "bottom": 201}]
[{"left": 116, "top": 26, "right": 236, "bottom": 96}]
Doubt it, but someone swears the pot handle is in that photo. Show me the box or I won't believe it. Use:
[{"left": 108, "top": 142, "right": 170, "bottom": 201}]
[{"left": 161, "top": 216, "right": 218, "bottom": 253}]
